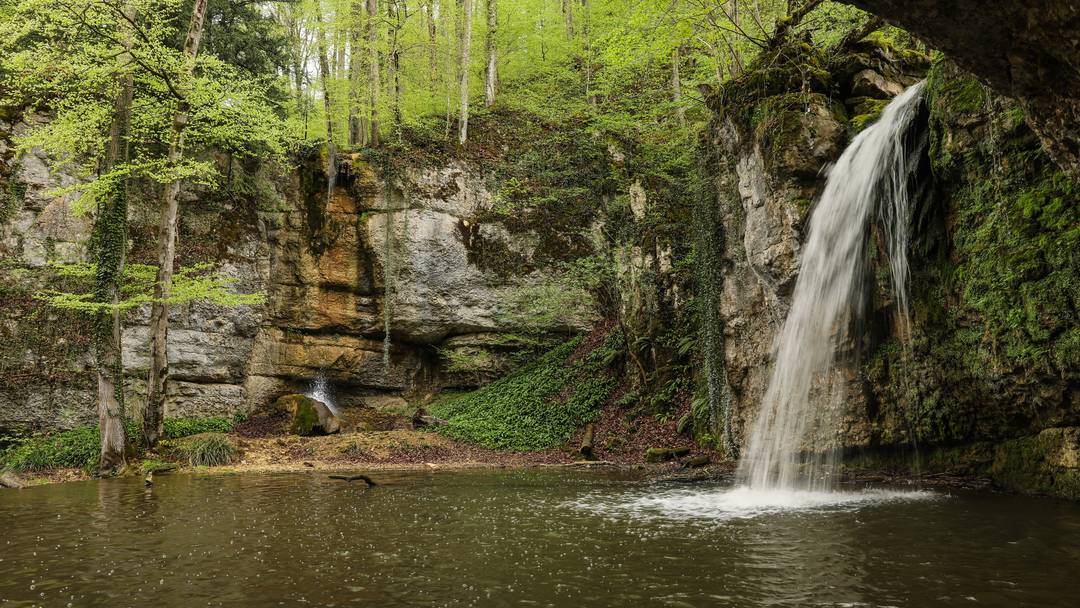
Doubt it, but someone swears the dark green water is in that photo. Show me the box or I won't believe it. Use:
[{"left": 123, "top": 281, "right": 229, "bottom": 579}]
[{"left": 1, "top": 469, "right": 1078, "bottom": 607}]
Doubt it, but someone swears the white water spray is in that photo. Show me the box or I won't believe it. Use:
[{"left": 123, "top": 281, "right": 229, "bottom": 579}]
[
  {"left": 306, "top": 374, "right": 340, "bottom": 417},
  {"left": 736, "top": 82, "right": 927, "bottom": 493}
]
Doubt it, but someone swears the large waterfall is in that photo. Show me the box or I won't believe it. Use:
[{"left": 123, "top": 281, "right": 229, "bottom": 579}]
[{"left": 736, "top": 82, "right": 927, "bottom": 491}]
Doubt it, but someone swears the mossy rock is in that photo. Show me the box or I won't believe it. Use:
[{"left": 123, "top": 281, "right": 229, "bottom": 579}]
[{"left": 273, "top": 394, "right": 341, "bottom": 436}]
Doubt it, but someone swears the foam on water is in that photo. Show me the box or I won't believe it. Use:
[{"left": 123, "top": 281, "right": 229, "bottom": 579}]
[{"left": 568, "top": 485, "right": 938, "bottom": 522}]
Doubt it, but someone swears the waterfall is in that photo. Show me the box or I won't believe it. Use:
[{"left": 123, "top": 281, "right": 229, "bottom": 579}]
[
  {"left": 306, "top": 373, "right": 340, "bottom": 416},
  {"left": 736, "top": 81, "right": 927, "bottom": 491}
]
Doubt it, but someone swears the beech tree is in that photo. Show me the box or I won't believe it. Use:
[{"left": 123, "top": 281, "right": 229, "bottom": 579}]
[
  {"left": 458, "top": 0, "right": 473, "bottom": 143},
  {"left": 144, "top": 0, "right": 211, "bottom": 448}
]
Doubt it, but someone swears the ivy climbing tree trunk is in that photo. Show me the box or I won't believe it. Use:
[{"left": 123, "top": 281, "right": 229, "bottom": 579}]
[
  {"left": 95, "top": 14, "right": 135, "bottom": 473},
  {"left": 144, "top": 0, "right": 210, "bottom": 449},
  {"left": 458, "top": 0, "right": 473, "bottom": 144},
  {"left": 483, "top": 0, "right": 497, "bottom": 107}
]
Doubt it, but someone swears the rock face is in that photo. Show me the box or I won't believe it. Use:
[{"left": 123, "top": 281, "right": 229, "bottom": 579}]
[
  {"left": 0, "top": 134, "right": 588, "bottom": 431},
  {"left": 839, "top": 0, "right": 1080, "bottom": 179}
]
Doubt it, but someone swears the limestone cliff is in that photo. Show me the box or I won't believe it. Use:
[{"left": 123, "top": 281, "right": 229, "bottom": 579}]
[{"left": 0, "top": 131, "right": 591, "bottom": 433}]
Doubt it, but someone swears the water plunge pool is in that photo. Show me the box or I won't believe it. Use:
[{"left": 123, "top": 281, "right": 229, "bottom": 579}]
[{"left": 1, "top": 469, "right": 1077, "bottom": 607}]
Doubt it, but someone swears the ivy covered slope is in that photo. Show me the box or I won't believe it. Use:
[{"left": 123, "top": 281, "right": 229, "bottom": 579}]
[
  {"left": 861, "top": 60, "right": 1079, "bottom": 497},
  {"left": 430, "top": 328, "right": 623, "bottom": 451}
]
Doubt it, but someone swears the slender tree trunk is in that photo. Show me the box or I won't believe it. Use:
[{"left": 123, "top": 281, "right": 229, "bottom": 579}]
[
  {"left": 484, "top": 0, "right": 497, "bottom": 107},
  {"left": 366, "top": 0, "right": 381, "bottom": 146},
  {"left": 348, "top": 0, "right": 368, "bottom": 146},
  {"left": 561, "top": 0, "right": 574, "bottom": 38},
  {"left": 458, "top": 0, "right": 474, "bottom": 144},
  {"left": 672, "top": 46, "right": 685, "bottom": 127},
  {"left": 427, "top": 0, "right": 437, "bottom": 81},
  {"left": 143, "top": 0, "right": 210, "bottom": 448},
  {"left": 317, "top": 1, "right": 337, "bottom": 186},
  {"left": 444, "top": 0, "right": 457, "bottom": 138},
  {"left": 388, "top": 0, "right": 403, "bottom": 132}
]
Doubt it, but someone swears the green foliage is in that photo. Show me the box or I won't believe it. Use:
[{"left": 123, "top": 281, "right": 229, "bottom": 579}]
[
  {"left": 34, "top": 261, "right": 264, "bottom": 313},
  {"left": 163, "top": 416, "right": 233, "bottom": 439},
  {"left": 0, "top": 426, "right": 100, "bottom": 472},
  {"left": 0, "top": 0, "right": 289, "bottom": 213},
  {"left": 176, "top": 433, "right": 237, "bottom": 467},
  {"left": 429, "top": 329, "right": 623, "bottom": 451}
]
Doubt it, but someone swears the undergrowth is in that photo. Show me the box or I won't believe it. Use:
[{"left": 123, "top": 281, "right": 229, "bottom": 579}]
[
  {"left": 428, "top": 328, "right": 623, "bottom": 451},
  {"left": 164, "top": 416, "right": 234, "bottom": 439},
  {"left": 177, "top": 433, "right": 237, "bottom": 467},
  {"left": 0, "top": 416, "right": 239, "bottom": 472},
  {"left": 0, "top": 426, "right": 101, "bottom": 472}
]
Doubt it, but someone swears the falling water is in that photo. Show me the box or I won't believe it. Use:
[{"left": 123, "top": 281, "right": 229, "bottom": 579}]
[
  {"left": 305, "top": 373, "right": 340, "bottom": 417},
  {"left": 736, "top": 81, "right": 927, "bottom": 492}
]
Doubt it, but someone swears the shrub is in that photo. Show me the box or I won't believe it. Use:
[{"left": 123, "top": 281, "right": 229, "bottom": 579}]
[
  {"left": 178, "top": 433, "right": 238, "bottom": 467},
  {"left": 0, "top": 426, "right": 100, "bottom": 472}
]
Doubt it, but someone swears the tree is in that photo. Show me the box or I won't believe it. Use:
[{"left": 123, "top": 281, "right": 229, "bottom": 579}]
[
  {"left": 458, "top": 0, "right": 473, "bottom": 143},
  {"left": 144, "top": 0, "right": 211, "bottom": 449},
  {"left": 367, "top": 0, "right": 381, "bottom": 146},
  {"left": 349, "top": 0, "right": 369, "bottom": 146},
  {"left": 95, "top": 12, "right": 135, "bottom": 473},
  {"left": 484, "top": 0, "right": 497, "bottom": 107}
]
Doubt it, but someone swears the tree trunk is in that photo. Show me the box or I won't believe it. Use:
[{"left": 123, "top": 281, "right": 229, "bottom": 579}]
[
  {"left": 388, "top": 0, "right": 403, "bottom": 132},
  {"left": 95, "top": 6, "right": 136, "bottom": 473},
  {"left": 444, "top": 0, "right": 458, "bottom": 138},
  {"left": 317, "top": 1, "right": 337, "bottom": 192},
  {"left": 562, "top": 0, "right": 574, "bottom": 38},
  {"left": 484, "top": 0, "right": 497, "bottom": 107},
  {"left": 458, "top": 0, "right": 473, "bottom": 144},
  {"left": 348, "top": 0, "right": 368, "bottom": 147},
  {"left": 427, "top": 0, "right": 437, "bottom": 81},
  {"left": 366, "top": 0, "right": 381, "bottom": 146},
  {"left": 143, "top": 0, "right": 210, "bottom": 449}
]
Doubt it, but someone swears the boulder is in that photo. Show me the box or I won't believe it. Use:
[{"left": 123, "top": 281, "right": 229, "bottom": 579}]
[
  {"left": 0, "top": 472, "right": 25, "bottom": 489},
  {"left": 273, "top": 394, "right": 341, "bottom": 436},
  {"left": 851, "top": 69, "right": 905, "bottom": 99}
]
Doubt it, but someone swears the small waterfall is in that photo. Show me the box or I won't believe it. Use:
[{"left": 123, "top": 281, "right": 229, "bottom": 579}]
[
  {"left": 306, "top": 373, "right": 340, "bottom": 416},
  {"left": 736, "top": 81, "right": 927, "bottom": 491}
]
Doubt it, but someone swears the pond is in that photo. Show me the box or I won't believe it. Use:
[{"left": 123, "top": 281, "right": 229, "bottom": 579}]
[{"left": 1, "top": 469, "right": 1078, "bottom": 607}]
